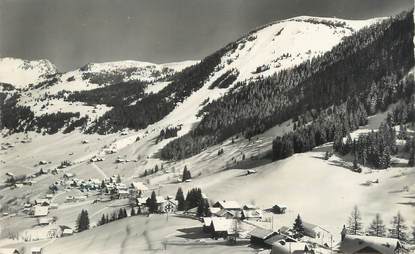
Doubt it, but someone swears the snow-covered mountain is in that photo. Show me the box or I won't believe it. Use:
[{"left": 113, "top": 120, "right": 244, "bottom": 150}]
[
  {"left": 0, "top": 57, "right": 58, "bottom": 88},
  {"left": 1, "top": 16, "right": 381, "bottom": 135},
  {"left": 207, "top": 16, "right": 381, "bottom": 85}
]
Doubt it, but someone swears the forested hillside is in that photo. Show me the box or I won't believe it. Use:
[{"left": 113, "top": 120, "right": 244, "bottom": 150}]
[
  {"left": 160, "top": 10, "right": 414, "bottom": 160},
  {"left": 87, "top": 43, "right": 236, "bottom": 133}
]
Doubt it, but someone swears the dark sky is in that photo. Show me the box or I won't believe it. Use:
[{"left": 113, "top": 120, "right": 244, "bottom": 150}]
[{"left": 0, "top": 0, "right": 412, "bottom": 71}]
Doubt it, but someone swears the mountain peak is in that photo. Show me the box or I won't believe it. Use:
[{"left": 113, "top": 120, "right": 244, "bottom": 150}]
[{"left": 0, "top": 57, "right": 58, "bottom": 88}]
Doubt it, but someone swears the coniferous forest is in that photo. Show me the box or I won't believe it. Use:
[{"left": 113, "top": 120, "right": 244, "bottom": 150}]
[{"left": 160, "top": 10, "right": 414, "bottom": 161}]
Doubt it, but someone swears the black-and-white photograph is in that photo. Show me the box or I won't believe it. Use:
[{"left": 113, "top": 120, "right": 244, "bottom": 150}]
[{"left": 0, "top": 0, "right": 414, "bottom": 253}]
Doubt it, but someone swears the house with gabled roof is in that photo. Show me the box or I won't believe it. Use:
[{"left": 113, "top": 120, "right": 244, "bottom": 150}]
[
  {"left": 213, "top": 200, "right": 242, "bottom": 211},
  {"left": 338, "top": 235, "right": 407, "bottom": 254},
  {"left": 250, "top": 227, "right": 279, "bottom": 246}
]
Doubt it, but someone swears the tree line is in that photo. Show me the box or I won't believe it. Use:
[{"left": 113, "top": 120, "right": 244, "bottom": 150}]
[{"left": 160, "top": 10, "right": 414, "bottom": 160}]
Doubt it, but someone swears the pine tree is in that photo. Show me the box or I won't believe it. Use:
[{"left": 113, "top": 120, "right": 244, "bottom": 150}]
[
  {"left": 147, "top": 191, "right": 158, "bottom": 213},
  {"left": 389, "top": 212, "right": 408, "bottom": 241},
  {"left": 408, "top": 148, "right": 415, "bottom": 167},
  {"left": 367, "top": 214, "right": 386, "bottom": 237},
  {"left": 116, "top": 174, "right": 121, "bottom": 183},
  {"left": 101, "top": 180, "right": 106, "bottom": 189},
  {"left": 76, "top": 209, "right": 90, "bottom": 232},
  {"left": 130, "top": 207, "right": 136, "bottom": 216},
  {"left": 175, "top": 187, "right": 185, "bottom": 211},
  {"left": 293, "top": 214, "right": 305, "bottom": 238},
  {"left": 347, "top": 206, "right": 363, "bottom": 235},
  {"left": 182, "top": 166, "right": 191, "bottom": 182},
  {"left": 98, "top": 213, "right": 106, "bottom": 226}
]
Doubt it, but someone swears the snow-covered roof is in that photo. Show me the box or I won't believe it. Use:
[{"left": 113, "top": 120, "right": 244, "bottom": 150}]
[
  {"left": 303, "top": 221, "right": 330, "bottom": 233},
  {"left": 214, "top": 200, "right": 241, "bottom": 210},
  {"left": 209, "top": 207, "right": 221, "bottom": 215},
  {"left": 34, "top": 206, "right": 49, "bottom": 217},
  {"left": 271, "top": 242, "right": 311, "bottom": 254},
  {"left": 338, "top": 235, "right": 404, "bottom": 254},
  {"left": 211, "top": 217, "right": 234, "bottom": 233},
  {"left": 242, "top": 209, "right": 263, "bottom": 218},
  {"left": 243, "top": 204, "right": 257, "bottom": 210},
  {"left": 250, "top": 227, "right": 276, "bottom": 240},
  {"left": 155, "top": 196, "right": 165, "bottom": 204},
  {"left": 0, "top": 248, "right": 20, "bottom": 254},
  {"left": 63, "top": 229, "right": 73, "bottom": 234},
  {"left": 30, "top": 247, "right": 42, "bottom": 252}
]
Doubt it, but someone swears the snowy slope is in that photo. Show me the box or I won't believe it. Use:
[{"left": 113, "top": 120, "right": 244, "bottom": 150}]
[
  {"left": 12, "top": 60, "right": 197, "bottom": 120},
  {"left": 0, "top": 57, "right": 58, "bottom": 89},
  {"left": 211, "top": 16, "right": 381, "bottom": 86},
  {"left": 119, "top": 16, "right": 383, "bottom": 152}
]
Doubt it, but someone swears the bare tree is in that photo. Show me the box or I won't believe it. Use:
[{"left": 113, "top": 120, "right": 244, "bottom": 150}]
[
  {"left": 347, "top": 205, "right": 363, "bottom": 235},
  {"left": 367, "top": 214, "right": 386, "bottom": 237},
  {"left": 389, "top": 212, "right": 408, "bottom": 241}
]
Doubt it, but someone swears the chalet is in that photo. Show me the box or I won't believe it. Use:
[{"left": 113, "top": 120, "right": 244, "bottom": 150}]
[
  {"left": 33, "top": 206, "right": 49, "bottom": 217},
  {"left": 216, "top": 209, "right": 240, "bottom": 219},
  {"left": 31, "top": 247, "right": 42, "bottom": 254},
  {"left": 249, "top": 227, "right": 279, "bottom": 246},
  {"left": 272, "top": 204, "right": 287, "bottom": 214},
  {"left": 271, "top": 241, "right": 312, "bottom": 254},
  {"left": 302, "top": 221, "right": 331, "bottom": 245},
  {"left": 338, "top": 235, "right": 407, "bottom": 254},
  {"left": 209, "top": 217, "right": 236, "bottom": 239},
  {"left": 0, "top": 249, "right": 20, "bottom": 254},
  {"left": 213, "top": 200, "right": 242, "bottom": 211},
  {"left": 242, "top": 205, "right": 263, "bottom": 221},
  {"left": 155, "top": 196, "right": 166, "bottom": 211},
  {"left": 160, "top": 199, "right": 178, "bottom": 213}
]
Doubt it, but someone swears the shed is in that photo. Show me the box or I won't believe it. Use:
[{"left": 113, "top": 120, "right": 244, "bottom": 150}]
[
  {"left": 62, "top": 228, "right": 74, "bottom": 237},
  {"left": 31, "top": 247, "right": 42, "bottom": 254}
]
